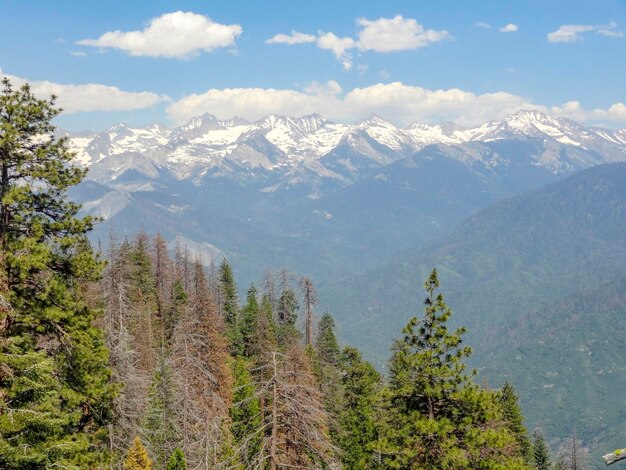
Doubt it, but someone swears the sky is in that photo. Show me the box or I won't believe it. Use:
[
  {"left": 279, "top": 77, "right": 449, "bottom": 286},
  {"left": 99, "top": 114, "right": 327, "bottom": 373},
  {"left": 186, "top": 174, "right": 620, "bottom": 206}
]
[{"left": 1, "top": 0, "right": 625, "bottom": 131}]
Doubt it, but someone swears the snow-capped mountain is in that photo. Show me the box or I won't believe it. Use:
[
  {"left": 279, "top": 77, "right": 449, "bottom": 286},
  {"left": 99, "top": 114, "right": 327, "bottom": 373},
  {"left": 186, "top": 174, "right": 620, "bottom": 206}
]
[
  {"left": 67, "top": 110, "right": 626, "bottom": 186},
  {"left": 65, "top": 109, "right": 626, "bottom": 284}
]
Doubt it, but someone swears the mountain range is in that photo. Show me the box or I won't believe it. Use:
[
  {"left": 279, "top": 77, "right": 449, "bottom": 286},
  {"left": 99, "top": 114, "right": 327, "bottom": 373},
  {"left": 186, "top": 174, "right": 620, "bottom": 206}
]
[{"left": 67, "top": 110, "right": 626, "bottom": 282}]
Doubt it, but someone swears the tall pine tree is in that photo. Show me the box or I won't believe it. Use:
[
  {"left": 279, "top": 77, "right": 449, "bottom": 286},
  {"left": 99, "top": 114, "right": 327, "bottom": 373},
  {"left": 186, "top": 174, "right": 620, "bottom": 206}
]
[
  {"left": 377, "top": 269, "right": 530, "bottom": 469},
  {"left": 0, "top": 77, "right": 114, "bottom": 468}
]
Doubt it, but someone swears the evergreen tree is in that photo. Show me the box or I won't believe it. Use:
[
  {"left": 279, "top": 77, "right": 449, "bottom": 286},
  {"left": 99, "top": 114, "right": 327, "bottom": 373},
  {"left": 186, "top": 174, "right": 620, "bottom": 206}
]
[
  {"left": 143, "top": 353, "right": 179, "bottom": 468},
  {"left": 316, "top": 313, "right": 341, "bottom": 366},
  {"left": 300, "top": 276, "right": 318, "bottom": 346},
  {"left": 312, "top": 313, "right": 344, "bottom": 446},
  {"left": 0, "top": 77, "right": 114, "bottom": 468},
  {"left": 124, "top": 436, "right": 153, "bottom": 470},
  {"left": 238, "top": 285, "right": 260, "bottom": 357},
  {"left": 166, "top": 448, "right": 186, "bottom": 470},
  {"left": 218, "top": 259, "right": 239, "bottom": 326},
  {"left": 229, "top": 357, "right": 262, "bottom": 467},
  {"left": 499, "top": 381, "right": 532, "bottom": 461},
  {"left": 337, "top": 346, "right": 381, "bottom": 469},
  {"left": 377, "top": 269, "right": 529, "bottom": 469},
  {"left": 531, "top": 430, "right": 551, "bottom": 470},
  {"left": 276, "top": 269, "right": 299, "bottom": 346}
]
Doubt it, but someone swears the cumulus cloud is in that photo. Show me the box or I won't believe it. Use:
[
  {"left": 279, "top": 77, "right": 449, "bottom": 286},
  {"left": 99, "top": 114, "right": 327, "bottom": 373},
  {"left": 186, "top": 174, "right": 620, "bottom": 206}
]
[
  {"left": 475, "top": 22, "right": 491, "bottom": 29},
  {"left": 166, "top": 81, "right": 626, "bottom": 128},
  {"left": 317, "top": 32, "right": 356, "bottom": 70},
  {"left": 166, "top": 81, "right": 534, "bottom": 126},
  {"left": 77, "top": 11, "right": 242, "bottom": 58},
  {"left": 266, "top": 31, "right": 316, "bottom": 45},
  {"left": 550, "top": 100, "right": 626, "bottom": 123},
  {"left": 499, "top": 23, "right": 518, "bottom": 33},
  {"left": 266, "top": 15, "right": 449, "bottom": 68},
  {"left": 2, "top": 71, "right": 167, "bottom": 113},
  {"left": 546, "top": 22, "right": 623, "bottom": 43},
  {"left": 355, "top": 15, "right": 450, "bottom": 52}
]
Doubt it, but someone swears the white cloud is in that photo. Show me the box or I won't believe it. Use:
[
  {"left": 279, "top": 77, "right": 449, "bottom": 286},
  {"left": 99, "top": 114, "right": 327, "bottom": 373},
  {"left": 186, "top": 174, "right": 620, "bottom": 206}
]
[
  {"left": 475, "top": 22, "right": 491, "bottom": 29},
  {"left": 2, "top": 71, "right": 167, "bottom": 113},
  {"left": 499, "top": 23, "right": 518, "bottom": 33},
  {"left": 266, "top": 31, "right": 316, "bottom": 45},
  {"left": 356, "top": 15, "right": 450, "bottom": 52},
  {"left": 316, "top": 32, "right": 355, "bottom": 58},
  {"left": 551, "top": 100, "right": 626, "bottom": 123},
  {"left": 166, "top": 81, "right": 626, "bottom": 127},
  {"left": 70, "top": 51, "right": 87, "bottom": 57},
  {"left": 267, "top": 16, "right": 449, "bottom": 69},
  {"left": 77, "top": 11, "right": 242, "bottom": 58},
  {"left": 547, "top": 24, "right": 595, "bottom": 43},
  {"left": 597, "top": 21, "right": 624, "bottom": 38}
]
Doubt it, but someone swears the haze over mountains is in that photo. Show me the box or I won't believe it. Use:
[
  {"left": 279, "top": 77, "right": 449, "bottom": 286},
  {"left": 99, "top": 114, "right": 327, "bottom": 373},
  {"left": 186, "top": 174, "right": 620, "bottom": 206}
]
[{"left": 68, "top": 109, "right": 626, "bottom": 279}]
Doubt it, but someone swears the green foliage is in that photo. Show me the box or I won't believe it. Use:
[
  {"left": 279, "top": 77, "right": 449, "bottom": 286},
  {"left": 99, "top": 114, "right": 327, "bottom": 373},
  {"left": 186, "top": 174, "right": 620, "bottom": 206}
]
[
  {"left": 143, "top": 354, "right": 178, "bottom": 468},
  {"left": 0, "top": 77, "right": 114, "bottom": 468},
  {"left": 316, "top": 313, "right": 340, "bottom": 366},
  {"left": 238, "top": 285, "right": 259, "bottom": 357},
  {"left": 229, "top": 357, "right": 262, "bottom": 466},
  {"left": 376, "top": 269, "right": 530, "bottom": 469},
  {"left": 166, "top": 448, "right": 186, "bottom": 470},
  {"left": 531, "top": 431, "right": 551, "bottom": 470},
  {"left": 124, "top": 436, "right": 153, "bottom": 470},
  {"left": 337, "top": 346, "right": 381, "bottom": 469},
  {"left": 499, "top": 381, "right": 532, "bottom": 461},
  {"left": 219, "top": 259, "right": 239, "bottom": 326}
]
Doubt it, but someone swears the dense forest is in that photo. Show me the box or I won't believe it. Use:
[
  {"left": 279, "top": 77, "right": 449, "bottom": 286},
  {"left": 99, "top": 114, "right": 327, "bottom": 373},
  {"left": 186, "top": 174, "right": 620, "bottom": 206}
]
[{"left": 0, "top": 80, "right": 601, "bottom": 468}]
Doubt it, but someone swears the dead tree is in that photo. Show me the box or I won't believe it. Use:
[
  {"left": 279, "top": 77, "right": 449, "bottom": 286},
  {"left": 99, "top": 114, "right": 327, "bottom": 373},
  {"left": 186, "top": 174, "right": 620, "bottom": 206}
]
[{"left": 299, "top": 276, "right": 318, "bottom": 347}]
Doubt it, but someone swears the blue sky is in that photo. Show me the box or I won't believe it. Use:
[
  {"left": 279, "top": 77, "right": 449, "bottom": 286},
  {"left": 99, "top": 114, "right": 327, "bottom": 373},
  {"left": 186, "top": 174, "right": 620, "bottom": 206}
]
[{"left": 1, "top": 0, "right": 625, "bottom": 130}]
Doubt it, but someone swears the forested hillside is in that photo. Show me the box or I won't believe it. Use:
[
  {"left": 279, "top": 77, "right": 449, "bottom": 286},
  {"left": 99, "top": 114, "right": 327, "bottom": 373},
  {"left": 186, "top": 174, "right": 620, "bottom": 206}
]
[{"left": 321, "top": 162, "right": 626, "bottom": 464}]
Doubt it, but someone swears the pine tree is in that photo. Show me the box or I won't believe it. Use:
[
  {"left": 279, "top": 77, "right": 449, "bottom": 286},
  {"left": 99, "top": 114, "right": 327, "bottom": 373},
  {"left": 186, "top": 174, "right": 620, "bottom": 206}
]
[
  {"left": 238, "top": 285, "right": 260, "bottom": 357},
  {"left": 312, "top": 313, "right": 344, "bottom": 446},
  {"left": 229, "top": 357, "right": 262, "bottom": 467},
  {"left": 143, "top": 353, "right": 179, "bottom": 468},
  {"left": 218, "top": 259, "right": 239, "bottom": 326},
  {"left": 276, "top": 268, "right": 299, "bottom": 346},
  {"left": 0, "top": 77, "right": 114, "bottom": 468},
  {"left": 337, "top": 346, "right": 381, "bottom": 469},
  {"left": 532, "top": 430, "right": 551, "bottom": 470},
  {"left": 166, "top": 448, "right": 186, "bottom": 470},
  {"left": 124, "top": 436, "right": 153, "bottom": 470},
  {"left": 377, "top": 269, "right": 530, "bottom": 469},
  {"left": 499, "top": 381, "right": 532, "bottom": 461}
]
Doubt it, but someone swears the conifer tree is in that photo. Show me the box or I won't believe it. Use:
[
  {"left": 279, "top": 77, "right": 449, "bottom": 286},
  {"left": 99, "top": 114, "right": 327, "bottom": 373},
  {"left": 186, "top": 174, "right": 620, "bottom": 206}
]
[
  {"left": 499, "top": 381, "right": 532, "bottom": 461},
  {"left": 143, "top": 353, "right": 179, "bottom": 468},
  {"left": 218, "top": 259, "right": 239, "bottom": 325},
  {"left": 103, "top": 234, "right": 149, "bottom": 464},
  {"left": 337, "top": 346, "right": 381, "bottom": 469},
  {"left": 169, "top": 259, "right": 233, "bottom": 468},
  {"left": 377, "top": 269, "right": 530, "bottom": 469},
  {"left": 276, "top": 269, "right": 299, "bottom": 345},
  {"left": 532, "top": 430, "right": 551, "bottom": 470},
  {"left": 0, "top": 77, "right": 114, "bottom": 468},
  {"left": 229, "top": 357, "right": 262, "bottom": 467},
  {"left": 238, "top": 285, "right": 260, "bottom": 357},
  {"left": 124, "top": 436, "right": 153, "bottom": 470},
  {"left": 166, "top": 448, "right": 186, "bottom": 470}
]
